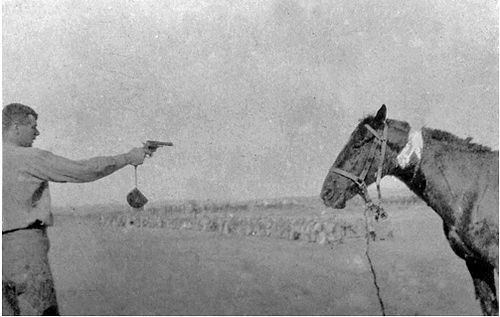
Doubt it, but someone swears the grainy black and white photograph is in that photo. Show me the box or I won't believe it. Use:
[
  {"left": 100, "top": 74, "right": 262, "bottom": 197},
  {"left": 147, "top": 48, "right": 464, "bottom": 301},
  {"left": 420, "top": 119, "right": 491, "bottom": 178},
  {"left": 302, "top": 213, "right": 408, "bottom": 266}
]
[{"left": 2, "top": 0, "right": 498, "bottom": 315}]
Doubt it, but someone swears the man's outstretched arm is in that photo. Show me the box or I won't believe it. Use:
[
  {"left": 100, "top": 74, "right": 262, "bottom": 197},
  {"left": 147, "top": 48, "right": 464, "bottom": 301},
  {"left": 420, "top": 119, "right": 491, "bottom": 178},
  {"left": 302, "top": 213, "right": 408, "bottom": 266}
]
[{"left": 26, "top": 147, "right": 147, "bottom": 183}]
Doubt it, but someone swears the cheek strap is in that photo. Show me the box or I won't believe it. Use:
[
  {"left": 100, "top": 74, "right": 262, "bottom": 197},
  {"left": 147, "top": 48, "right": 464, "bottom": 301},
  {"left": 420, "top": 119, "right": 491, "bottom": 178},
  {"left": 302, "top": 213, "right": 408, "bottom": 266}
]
[{"left": 330, "top": 122, "right": 388, "bottom": 203}]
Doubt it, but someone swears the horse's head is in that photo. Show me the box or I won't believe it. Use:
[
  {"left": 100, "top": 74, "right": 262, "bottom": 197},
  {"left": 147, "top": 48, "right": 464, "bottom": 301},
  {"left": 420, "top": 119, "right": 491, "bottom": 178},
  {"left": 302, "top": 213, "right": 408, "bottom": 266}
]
[{"left": 320, "top": 105, "right": 410, "bottom": 209}]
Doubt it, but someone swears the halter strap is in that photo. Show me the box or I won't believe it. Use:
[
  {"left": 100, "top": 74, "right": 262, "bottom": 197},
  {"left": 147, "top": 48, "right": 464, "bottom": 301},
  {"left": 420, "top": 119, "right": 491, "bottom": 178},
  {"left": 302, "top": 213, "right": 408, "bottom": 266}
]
[
  {"left": 375, "top": 124, "right": 388, "bottom": 199},
  {"left": 364, "top": 124, "right": 386, "bottom": 143},
  {"left": 330, "top": 121, "right": 388, "bottom": 204}
]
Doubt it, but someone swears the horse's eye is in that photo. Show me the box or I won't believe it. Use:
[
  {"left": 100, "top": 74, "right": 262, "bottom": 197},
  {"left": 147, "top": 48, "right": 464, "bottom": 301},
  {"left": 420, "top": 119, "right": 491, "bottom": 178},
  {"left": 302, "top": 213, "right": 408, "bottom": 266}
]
[
  {"left": 356, "top": 134, "right": 376, "bottom": 148},
  {"left": 353, "top": 138, "right": 368, "bottom": 149}
]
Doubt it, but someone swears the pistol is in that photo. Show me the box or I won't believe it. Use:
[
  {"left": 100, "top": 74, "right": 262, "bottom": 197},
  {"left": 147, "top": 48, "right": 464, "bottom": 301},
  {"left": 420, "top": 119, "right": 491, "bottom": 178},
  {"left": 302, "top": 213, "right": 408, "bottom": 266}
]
[{"left": 143, "top": 140, "right": 173, "bottom": 156}]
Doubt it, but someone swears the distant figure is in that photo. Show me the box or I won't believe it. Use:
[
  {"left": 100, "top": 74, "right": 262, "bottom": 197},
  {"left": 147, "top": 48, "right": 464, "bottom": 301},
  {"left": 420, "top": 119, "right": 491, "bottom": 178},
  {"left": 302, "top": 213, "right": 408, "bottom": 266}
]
[{"left": 2, "top": 103, "right": 155, "bottom": 315}]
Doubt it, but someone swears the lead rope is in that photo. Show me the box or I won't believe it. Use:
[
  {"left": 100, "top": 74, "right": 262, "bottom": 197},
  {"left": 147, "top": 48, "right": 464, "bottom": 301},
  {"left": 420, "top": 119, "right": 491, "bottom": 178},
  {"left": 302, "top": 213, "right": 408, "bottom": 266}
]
[
  {"left": 369, "top": 123, "right": 388, "bottom": 315},
  {"left": 134, "top": 165, "right": 138, "bottom": 188},
  {"left": 364, "top": 203, "right": 386, "bottom": 316},
  {"left": 331, "top": 122, "right": 388, "bottom": 315},
  {"left": 360, "top": 187, "right": 386, "bottom": 316},
  {"left": 356, "top": 143, "right": 386, "bottom": 315}
]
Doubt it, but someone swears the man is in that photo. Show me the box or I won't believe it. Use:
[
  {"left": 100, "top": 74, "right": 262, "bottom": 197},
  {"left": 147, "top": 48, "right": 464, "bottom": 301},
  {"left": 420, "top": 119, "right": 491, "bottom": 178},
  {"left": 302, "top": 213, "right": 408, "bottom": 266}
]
[{"left": 2, "top": 103, "right": 154, "bottom": 315}]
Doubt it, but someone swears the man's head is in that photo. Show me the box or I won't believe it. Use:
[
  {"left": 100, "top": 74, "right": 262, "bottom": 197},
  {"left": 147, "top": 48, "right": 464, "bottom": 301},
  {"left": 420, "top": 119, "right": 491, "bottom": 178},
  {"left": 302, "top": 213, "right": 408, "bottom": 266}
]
[{"left": 3, "top": 103, "right": 40, "bottom": 147}]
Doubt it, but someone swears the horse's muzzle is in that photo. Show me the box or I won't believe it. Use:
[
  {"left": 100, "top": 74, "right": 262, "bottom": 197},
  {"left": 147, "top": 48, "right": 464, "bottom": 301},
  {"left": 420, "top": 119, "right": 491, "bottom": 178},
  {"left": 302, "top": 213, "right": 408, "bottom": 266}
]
[{"left": 321, "top": 189, "right": 346, "bottom": 209}]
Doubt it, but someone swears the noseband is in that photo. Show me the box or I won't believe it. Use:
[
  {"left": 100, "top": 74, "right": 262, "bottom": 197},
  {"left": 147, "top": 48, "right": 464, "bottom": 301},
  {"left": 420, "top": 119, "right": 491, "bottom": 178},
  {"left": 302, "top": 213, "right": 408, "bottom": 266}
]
[{"left": 330, "top": 122, "right": 388, "bottom": 212}]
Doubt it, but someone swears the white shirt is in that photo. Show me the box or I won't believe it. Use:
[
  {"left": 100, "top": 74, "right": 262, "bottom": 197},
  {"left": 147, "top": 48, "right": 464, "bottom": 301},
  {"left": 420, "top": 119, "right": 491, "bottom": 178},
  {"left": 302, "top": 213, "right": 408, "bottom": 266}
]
[{"left": 3, "top": 143, "right": 132, "bottom": 231}]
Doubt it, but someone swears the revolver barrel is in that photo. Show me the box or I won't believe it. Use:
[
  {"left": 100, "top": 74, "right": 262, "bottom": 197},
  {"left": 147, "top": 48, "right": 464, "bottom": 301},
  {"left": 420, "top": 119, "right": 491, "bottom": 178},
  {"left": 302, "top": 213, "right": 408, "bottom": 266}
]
[{"left": 146, "top": 140, "right": 174, "bottom": 147}]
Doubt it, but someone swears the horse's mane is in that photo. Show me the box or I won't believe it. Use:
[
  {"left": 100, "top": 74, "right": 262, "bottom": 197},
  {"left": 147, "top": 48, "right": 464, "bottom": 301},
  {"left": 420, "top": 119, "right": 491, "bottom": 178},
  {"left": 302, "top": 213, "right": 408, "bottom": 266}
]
[
  {"left": 360, "top": 114, "right": 492, "bottom": 153},
  {"left": 424, "top": 128, "right": 492, "bottom": 153}
]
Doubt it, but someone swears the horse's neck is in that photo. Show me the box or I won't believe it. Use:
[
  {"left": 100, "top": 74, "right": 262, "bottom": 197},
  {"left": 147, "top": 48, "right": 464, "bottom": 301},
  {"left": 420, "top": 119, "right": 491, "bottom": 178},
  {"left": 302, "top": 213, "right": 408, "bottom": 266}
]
[
  {"left": 391, "top": 128, "right": 492, "bottom": 225},
  {"left": 396, "top": 147, "right": 459, "bottom": 224}
]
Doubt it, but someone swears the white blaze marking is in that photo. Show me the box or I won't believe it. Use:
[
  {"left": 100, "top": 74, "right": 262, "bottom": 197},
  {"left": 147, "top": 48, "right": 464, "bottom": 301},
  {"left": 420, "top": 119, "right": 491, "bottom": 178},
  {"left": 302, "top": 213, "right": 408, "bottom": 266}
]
[{"left": 397, "top": 129, "right": 423, "bottom": 168}]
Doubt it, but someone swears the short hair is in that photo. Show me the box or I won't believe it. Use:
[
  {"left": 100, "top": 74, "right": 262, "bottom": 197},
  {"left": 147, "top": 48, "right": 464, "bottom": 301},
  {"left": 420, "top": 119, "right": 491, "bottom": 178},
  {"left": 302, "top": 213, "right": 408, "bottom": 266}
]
[{"left": 3, "top": 103, "right": 38, "bottom": 131}]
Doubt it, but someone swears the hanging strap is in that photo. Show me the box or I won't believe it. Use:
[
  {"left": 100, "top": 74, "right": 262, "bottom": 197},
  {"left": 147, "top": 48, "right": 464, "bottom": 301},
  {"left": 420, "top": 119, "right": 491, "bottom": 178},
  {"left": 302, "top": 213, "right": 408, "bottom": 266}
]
[
  {"left": 134, "top": 165, "right": 138, "bottom": 188},
  {"left": 374, "top": 124, "right": 388, "bottom": 200}
]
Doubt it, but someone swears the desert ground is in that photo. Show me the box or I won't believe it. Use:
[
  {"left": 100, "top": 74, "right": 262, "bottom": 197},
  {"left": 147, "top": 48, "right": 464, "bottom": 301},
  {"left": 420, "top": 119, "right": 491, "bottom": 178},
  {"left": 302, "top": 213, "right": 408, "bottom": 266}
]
[{"left": 48, "top": 195, "right": 482, "bottom": 315}]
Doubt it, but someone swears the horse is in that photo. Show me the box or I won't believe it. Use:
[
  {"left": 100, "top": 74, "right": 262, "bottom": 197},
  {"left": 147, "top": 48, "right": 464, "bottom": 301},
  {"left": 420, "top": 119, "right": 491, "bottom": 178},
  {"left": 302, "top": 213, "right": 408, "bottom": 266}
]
[{"left": 320, "top": 104, "right": 498, "bottom": 315}]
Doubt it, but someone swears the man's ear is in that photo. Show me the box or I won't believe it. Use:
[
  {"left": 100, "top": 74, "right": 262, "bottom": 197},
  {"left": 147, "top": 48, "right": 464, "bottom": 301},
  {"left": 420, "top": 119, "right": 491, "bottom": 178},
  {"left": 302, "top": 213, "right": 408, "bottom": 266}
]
[
  {"left": 374, "top": 104, "right": 387, "bottom": 123},
  {"left": 13, "top": 123, "right": 22, "bottom": 135}
]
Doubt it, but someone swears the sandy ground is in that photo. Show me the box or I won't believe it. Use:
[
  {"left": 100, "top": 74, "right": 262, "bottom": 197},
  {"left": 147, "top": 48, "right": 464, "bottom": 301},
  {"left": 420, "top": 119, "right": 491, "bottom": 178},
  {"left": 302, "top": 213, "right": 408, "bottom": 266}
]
[{"left": 48, "top": 203, "right": 482, "bottom": 315}]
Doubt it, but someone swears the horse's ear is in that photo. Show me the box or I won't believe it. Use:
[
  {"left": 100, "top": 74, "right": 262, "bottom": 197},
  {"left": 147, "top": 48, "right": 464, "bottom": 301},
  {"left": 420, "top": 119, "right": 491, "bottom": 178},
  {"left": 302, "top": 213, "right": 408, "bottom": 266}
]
[{"left": 374, "top": 104, "right": 387, "bottom": 123}]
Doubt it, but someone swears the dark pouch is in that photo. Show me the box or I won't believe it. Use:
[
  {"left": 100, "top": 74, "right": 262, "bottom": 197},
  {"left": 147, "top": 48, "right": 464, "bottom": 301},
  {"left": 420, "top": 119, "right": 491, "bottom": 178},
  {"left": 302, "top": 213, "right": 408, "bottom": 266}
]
[{"left": 126, "top": 187, "right": 148, "bottom": 209}]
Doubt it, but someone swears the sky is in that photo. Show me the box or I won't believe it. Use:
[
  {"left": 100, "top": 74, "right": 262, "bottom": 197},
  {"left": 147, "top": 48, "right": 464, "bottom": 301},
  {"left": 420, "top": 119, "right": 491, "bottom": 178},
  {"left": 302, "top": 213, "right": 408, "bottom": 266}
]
[{"left": 2, "top": 0, "right": 498, "bottom": 207}]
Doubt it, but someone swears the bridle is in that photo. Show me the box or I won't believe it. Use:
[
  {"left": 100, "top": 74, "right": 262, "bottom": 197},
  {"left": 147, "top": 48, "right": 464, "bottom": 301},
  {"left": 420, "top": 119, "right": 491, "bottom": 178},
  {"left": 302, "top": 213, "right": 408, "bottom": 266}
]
[
  {"left": 329, "top": 120, "right": 390, "bottom": 315},
  {"left": 328, "top": 120, "right": 390, "bottom": 315},
  {"left": 329, "top": 121, "right": 388, "bottom": 214}
]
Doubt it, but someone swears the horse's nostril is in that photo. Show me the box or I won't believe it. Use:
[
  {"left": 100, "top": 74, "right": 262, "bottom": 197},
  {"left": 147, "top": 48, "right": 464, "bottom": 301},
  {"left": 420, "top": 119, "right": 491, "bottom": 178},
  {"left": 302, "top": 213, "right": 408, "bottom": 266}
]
[{"left": 322, "top": 188, "right": 333, "bottom": 200}]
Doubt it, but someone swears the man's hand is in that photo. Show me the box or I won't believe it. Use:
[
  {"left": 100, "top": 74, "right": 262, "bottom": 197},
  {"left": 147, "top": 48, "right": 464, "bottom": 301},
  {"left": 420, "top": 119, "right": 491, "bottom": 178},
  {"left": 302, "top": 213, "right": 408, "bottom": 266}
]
[
  {"left": 126, "top": 147, "right": 150, "bottom": 166},
  {"left": 143, "top": 141, "right": 172, "bottom": 157}
]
